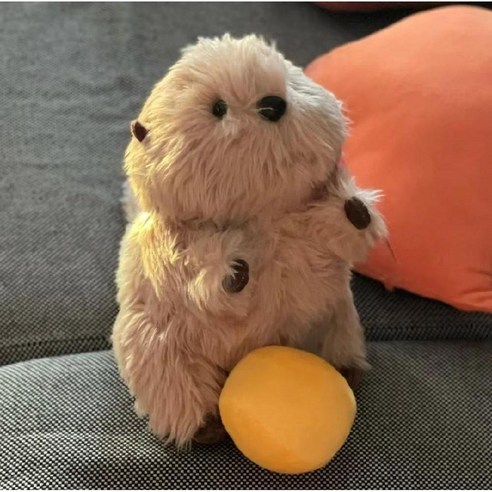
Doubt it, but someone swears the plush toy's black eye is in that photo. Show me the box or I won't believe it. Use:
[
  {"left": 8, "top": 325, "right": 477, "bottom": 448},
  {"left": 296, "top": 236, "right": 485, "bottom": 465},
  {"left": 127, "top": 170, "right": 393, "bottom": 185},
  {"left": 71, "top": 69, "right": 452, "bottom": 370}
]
[
  {"left": 212, "top": 100, "right": 227, "bottom": 119},
  {"left": 223, "top": 259, "right": 249, "bottom": 294}
]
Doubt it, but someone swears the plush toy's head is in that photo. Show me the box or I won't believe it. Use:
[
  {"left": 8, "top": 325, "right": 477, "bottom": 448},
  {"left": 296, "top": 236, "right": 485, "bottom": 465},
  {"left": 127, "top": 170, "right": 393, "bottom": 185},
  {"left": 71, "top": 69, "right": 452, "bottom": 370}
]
[{"left": 125, "top": 34, "right": 346, "bottom": 223}]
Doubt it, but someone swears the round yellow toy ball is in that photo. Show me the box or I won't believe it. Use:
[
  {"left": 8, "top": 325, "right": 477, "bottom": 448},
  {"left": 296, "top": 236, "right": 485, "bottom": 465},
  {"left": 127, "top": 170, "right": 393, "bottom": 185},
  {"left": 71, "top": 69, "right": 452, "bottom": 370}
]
[{"left": 219, "top": 346, "right": 356, "bottom": 474}]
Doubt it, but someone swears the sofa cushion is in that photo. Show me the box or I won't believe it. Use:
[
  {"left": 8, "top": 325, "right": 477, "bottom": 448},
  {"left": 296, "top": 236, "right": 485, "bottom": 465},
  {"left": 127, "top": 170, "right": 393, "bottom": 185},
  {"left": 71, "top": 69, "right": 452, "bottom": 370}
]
[
  {"left": 1, "top": 343, "right": 491, "bottom": 488},
  {"left": 1, "top": 3, "right": 491, "bottom": 366},
  {"left": 0, "top": 3, "right": 413, "bottom": 366},
  {"left": 306, "top": 6, "right": 492, "bottom": 313},
  {"left": 353, "top": 274, "right": 492, "bottom": 341}
]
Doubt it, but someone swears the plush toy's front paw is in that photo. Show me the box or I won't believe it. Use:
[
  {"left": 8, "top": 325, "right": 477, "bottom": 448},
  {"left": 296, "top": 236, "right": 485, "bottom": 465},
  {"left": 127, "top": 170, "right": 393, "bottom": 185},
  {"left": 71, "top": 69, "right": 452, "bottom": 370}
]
[
  {"left": 341, "top": 190, "right": 387, "bottom": 262},
  {"left": 339, "top": 366, "right": 367, "bottom": 390},
  {"left": 193, "top": 413, "right": 228, "bottom": 445},
  {"left": 344, "top": 197, "right": 371, "bottom": 230}
]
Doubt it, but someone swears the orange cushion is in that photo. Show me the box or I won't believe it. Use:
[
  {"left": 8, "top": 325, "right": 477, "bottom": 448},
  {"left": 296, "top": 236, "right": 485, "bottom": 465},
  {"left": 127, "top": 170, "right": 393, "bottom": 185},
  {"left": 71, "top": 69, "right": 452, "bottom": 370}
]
[{"left": 306, "top": 6, "right": 492, "bottom": 313}]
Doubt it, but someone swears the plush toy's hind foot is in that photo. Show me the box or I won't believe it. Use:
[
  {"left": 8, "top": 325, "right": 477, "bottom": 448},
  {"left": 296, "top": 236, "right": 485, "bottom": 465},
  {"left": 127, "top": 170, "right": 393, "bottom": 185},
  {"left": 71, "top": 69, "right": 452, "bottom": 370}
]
[
  {"left": 193, "top": 414, "right": 228, "bottom": 445},
  {"left": 340, "top": 366, "right": 366, "bottom": 390}
]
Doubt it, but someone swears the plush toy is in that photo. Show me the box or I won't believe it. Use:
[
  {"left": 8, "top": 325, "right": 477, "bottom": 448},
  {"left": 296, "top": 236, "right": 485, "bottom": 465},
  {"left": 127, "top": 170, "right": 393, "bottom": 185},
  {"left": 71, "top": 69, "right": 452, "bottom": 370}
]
[
  {"left": 219, "top": 346, "right": 356, "bottom": 474},
  {"left": 112, "top": 34, "right": 386, "bottom": 447}
]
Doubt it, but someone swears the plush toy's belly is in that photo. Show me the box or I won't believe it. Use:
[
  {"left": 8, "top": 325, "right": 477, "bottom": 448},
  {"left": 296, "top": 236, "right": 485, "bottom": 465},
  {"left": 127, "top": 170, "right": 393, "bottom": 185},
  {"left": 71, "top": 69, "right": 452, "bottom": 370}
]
[
  {"left": 208, "top": 233, "right": 350, "bottom": 371},
  {"left": 125, "top": 211, "right": 351, "bottom": 372}
]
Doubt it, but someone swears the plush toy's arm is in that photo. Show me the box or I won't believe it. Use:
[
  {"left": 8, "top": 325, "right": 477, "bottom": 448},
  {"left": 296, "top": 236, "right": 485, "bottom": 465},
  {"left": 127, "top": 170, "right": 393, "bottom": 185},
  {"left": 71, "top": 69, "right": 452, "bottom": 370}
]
[
  {"left": 298, "top": 166, "right": 387, "bottom": 264},
  {"left": 183, "top": 226, "right": 256, "bottom": 320},
  {"left": 277, "top": 168, "right": 386, "bottom": 388}
]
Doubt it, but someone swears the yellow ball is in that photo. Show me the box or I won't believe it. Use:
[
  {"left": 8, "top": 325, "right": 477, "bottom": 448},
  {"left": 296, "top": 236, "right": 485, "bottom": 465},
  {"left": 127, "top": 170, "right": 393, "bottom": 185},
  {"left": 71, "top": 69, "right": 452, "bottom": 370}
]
[{"left": 219, "top": 346, "right": 356, "bottom": 474}]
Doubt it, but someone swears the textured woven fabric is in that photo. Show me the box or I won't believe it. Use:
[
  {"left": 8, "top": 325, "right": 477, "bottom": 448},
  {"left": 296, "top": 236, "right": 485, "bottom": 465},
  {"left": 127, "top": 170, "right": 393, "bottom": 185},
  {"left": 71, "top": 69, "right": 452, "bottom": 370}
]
[
  {"left": 353, "top": 274, "right": 492, "bottom": 342},
  {"left": 1, "top": 3, "right": 491, "bottom": 366},
  {"left": 1, "top": 343, "right": 491, "bottom": 489}
]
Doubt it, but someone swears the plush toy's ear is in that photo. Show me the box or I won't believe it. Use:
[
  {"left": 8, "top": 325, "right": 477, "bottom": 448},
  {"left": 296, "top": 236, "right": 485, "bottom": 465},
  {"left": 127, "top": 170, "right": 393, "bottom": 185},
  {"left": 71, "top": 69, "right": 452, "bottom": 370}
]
[{"left": 131, "top": 120, "right": 148, "bottom": 142}]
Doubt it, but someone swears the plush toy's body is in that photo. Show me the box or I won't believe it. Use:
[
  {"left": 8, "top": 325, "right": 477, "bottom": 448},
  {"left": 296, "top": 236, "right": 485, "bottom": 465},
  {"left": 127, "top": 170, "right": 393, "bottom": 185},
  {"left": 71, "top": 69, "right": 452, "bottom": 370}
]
[{"left": 112, "top": 34, "right": 386, "bottom": 447}]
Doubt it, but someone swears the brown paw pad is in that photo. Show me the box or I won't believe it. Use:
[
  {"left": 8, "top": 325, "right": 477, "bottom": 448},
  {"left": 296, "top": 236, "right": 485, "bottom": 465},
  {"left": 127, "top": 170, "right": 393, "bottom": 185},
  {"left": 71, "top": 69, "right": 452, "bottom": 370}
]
[
  {"left": 344, "top": 197, "right": 371, "bottom": 230},
  {"left": 193, "top": 414, "right": 227, "bottom": 445}
]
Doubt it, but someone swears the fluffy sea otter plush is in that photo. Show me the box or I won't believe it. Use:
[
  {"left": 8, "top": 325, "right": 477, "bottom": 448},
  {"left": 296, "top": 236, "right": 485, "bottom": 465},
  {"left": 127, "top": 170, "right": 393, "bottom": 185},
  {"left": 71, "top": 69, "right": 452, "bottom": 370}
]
[{"left": 112, "top": 34, "right": 386, "bottom": 447}]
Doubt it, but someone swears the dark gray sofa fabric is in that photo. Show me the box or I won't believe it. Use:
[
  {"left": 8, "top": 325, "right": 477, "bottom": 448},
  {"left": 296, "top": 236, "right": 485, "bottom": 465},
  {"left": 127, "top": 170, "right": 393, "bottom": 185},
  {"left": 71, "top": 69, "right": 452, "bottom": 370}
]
[
  {"left": 1, "top": 2, "right": 492, "bottom": 367},
  {"left": 1, "top": 342, "right": 491, "bottom": 489},
  {"left": 353, "top": 274, "right": 492, "bottom": 342}
]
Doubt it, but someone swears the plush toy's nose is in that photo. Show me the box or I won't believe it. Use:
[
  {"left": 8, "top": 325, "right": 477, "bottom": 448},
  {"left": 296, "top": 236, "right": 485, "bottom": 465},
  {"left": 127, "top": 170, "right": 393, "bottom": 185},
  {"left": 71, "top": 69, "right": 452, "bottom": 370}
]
[{"left": 257, "top": 96, "right": 287, "bottom": 122}]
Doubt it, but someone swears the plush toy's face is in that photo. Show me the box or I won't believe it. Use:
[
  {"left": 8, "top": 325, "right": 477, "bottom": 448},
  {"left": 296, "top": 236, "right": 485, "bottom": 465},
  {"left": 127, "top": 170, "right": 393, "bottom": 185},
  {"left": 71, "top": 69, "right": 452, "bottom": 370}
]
[{"left": 126, "top": 34, "right": 346, "bottom": 222}]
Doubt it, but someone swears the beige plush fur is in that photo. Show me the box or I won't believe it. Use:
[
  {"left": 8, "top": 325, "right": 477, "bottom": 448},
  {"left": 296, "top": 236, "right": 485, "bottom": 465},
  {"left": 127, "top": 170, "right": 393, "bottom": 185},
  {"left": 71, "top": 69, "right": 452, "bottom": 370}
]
[{"left": 112, "top": 34, "right": 386, "bottom": 447}]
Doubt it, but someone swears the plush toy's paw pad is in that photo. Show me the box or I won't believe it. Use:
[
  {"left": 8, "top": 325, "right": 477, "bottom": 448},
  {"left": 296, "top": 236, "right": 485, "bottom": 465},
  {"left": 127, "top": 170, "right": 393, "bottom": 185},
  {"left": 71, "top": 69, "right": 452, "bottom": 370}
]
[
  {"left": 222, "top": 259, "right": 249, "bottom": 294},
  {"left": 344, "top": 197, "right": 371, "bottom": 230},
  {"left": 339, "top": 366, "right": 367, "bottom": 390},
  {"left": 193, "top": 414, "right": 228, "bottom": 445}
]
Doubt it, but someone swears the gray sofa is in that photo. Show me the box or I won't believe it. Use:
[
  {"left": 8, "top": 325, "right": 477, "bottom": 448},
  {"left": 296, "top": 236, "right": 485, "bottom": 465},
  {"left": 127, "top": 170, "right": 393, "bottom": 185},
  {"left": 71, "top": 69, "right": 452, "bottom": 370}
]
[{"left": 1, "top": 3, "right": 491, "bottom": 489}]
